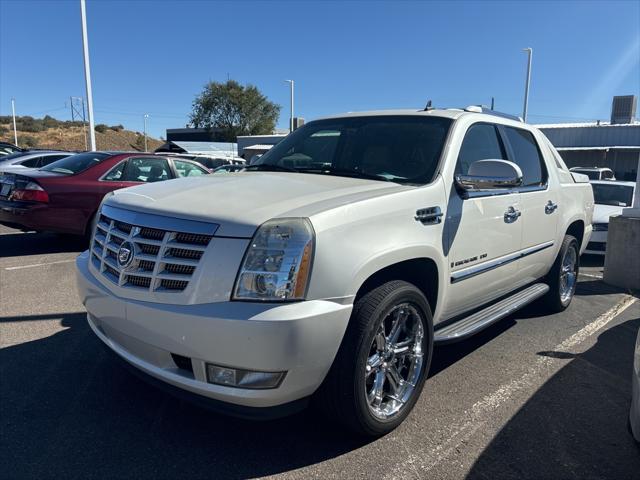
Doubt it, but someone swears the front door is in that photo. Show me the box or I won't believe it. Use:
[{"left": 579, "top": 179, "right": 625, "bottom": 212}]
[{"left": 443, "top": 122, "right": 523, "bottom": 319}]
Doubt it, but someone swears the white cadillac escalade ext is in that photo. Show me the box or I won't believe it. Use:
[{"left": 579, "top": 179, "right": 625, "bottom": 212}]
[{"left": 76, "top": 107, "right": 594, "bottom": 436}]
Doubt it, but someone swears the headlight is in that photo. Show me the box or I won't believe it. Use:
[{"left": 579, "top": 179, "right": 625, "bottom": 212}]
[
  {"left": 592, "top": 223, "right": 608, "bottom": 232},
  {"left": 233, "top": 218, "right": 315, "bottom": 301}
]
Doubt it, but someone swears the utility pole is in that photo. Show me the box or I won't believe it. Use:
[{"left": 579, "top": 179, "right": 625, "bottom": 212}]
[
  {"left": 80, "top": 0, "right": 96, "bottom": 150},
  {"left": 10, "top": 98, "right": 18, "bottom": 146},
  {"left": 522, "top": 47, "right": 533, "bottom": 122},
  {"left": 285, "top": 79, "right": 294, "bottom": 133},
  {"left": 143, "top": 114, "right": 149, "bottom": 152}
]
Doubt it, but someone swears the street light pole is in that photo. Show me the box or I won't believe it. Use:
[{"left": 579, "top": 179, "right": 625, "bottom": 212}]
[
  {"left": 285, "top": 79, "right": 294, "bottom": 133},
  {"left": 522, "top": 47, "right": 533, "bottom": 122},
  {"left": 143, "top": 114, "right": 149, "bottom": 152},
  {"left": 10, "top": 98, "right": 18, "bottom": 146},
  {"left": 80, "top": 0, "right": 96, "bottom": 151}
]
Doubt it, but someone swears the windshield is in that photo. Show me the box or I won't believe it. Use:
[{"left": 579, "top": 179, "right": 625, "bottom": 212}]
[
  {"left": 253, "top": 115, "right": 452, "bottom": 184},
  {"left": 592, "top": 183, "right": 634, "bottom": 207},
  {"left": 40, "top": 152, "right": 110, "bottom": 175}
]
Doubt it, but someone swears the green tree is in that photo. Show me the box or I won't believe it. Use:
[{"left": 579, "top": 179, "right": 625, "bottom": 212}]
[{"left": 189, "top": 80, "right": 280, "bottom": 141}]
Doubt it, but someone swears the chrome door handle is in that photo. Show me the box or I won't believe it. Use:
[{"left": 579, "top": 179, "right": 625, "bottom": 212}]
[
  {"left": 504, "top": 206, "right": 521, "bottom": 223},
  {"left": 545, "top": 201, "right": 558, "bottom": 214}
]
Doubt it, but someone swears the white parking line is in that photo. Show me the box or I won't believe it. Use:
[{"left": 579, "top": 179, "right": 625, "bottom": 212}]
[
  {"left": 4, "top": 259, "right": 76, "bottom": 271},
  {"left": 579, "top": 272, "right": 603, "bottom": 279},
  {"left": 386, "top": 295, "right": 637, "bottom": 478}
]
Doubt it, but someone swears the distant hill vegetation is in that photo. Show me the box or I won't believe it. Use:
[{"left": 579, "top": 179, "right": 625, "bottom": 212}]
[{"left": 0, "top": 115, "right": 163, "bottom": 152}]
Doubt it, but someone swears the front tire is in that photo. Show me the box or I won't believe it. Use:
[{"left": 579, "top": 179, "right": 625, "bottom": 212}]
[
  {"left": 316, "top": 280, "right": 433, "bottom": 436},
  {"left": 542, "top": 234, "right": 579, "bottom": 312}
]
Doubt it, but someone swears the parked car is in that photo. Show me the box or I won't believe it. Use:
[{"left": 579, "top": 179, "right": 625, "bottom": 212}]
[
  {"left": 631, "top": 328, "right": 640, "bottom": 443},
  {"left": 0, "top": 150, "right": 73, "bottom": 170},
  {"left": 212, "top": 164, "right": 244, "bottom": 174},
  {"left": 161, "top": 153, "right": 245, "bottom": 171},
  {"left": 0, "top": 142, "right": 23, "bottom": 156},
  {"left": 0, "top": 152, "right": 209, "bottom": 236},
  {"left": 76, "top": 107, "right": 593, "bottom": 436},
  {"left": 584, "top": 180, "right": 636, "bottom": 255},
  {"left": 569, "top": 167, "right": 615, "bottom": 181}
]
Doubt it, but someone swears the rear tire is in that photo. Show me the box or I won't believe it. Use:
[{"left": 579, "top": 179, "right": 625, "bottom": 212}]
[
  {"left": 542, "top": 234, "right": 579, "bottom": 313},
  {"left": 315, "top": 280, "right": 433, "bottom": 436}
]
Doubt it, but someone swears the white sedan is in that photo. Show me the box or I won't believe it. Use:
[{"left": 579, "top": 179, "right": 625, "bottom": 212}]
[{"left": 585, "top": 180, "right": 636, "bottom": 255}]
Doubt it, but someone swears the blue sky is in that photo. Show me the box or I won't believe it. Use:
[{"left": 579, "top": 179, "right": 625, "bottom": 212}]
[{"left": 1, "top": 0, "right": 639, "bottom": 139}]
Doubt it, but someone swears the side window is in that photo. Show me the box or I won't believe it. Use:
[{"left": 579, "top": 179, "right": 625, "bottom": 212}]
[
  {"left": 40, "top": 155, "right": 69, "bottom": 167},
  {"left": 456, "top": 124, "right": 506, "bottom": 175},
  {"left": 174, "top": 160, "right": 207, "bottom": 177},
  {"left": 20, "top": 157, "right": 40, "bottom": 168},
  {"left": 122, "top": 157, "right": 170, "bottom": 183},
  {"left": 504, "top": 127, "right": 547, "bottom": 186},
  {"left": 103, "top": 161, "right": 126, "bottom": 181}
]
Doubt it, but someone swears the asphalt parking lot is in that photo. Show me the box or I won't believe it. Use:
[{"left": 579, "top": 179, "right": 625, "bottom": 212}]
[{"left": 1, "top": 223, "right": 639, "bottom": 480}]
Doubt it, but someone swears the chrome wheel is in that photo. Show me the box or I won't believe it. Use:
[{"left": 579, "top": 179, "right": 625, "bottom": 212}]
[
  {"left": 365, "top": 303, "right": 425, "bottom": 420},
  {"left": 560, "top": 245, "right": 577, "bottom": 303}
]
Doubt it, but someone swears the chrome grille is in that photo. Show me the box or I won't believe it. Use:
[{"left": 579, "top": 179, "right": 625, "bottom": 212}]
[{"left": 91, "top": 212, "right": 213, "bottom": 292}]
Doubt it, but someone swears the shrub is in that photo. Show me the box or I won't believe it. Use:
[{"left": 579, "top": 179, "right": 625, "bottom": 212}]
[
  {"left": 20, "top": 135, "right": 39, "bottom": 148},
  {"left": 42, "top": 115, "right": 59, "bottom": 129},
  {"left": 18, "top": 116, "right": 44, "bottom": 132},
  {"left": 95, "top": 124, "right": 108, "bottom": 133},
  {"left": 0, "top": 125, "right": 9, "bottom": 136},
  {"left": 109, "top": 124, "right": 124, "bottom": 131}
]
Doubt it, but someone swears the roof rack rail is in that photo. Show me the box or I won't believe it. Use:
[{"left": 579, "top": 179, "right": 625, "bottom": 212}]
[{"left": 464, "top": 105, "right": 523, "bottom": 122}]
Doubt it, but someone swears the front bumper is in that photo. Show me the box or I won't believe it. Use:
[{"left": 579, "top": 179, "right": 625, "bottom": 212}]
[{"left": 76, "top": 251, "right": 352, "bottom": 410}]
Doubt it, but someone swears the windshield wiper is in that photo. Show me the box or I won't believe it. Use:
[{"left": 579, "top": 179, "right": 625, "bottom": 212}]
[
  {"left": 244, "top": 164, "right": 298, "bottom": 173},
  {"left": 298, "top": 167, "right": 392, "bottom": 182}
]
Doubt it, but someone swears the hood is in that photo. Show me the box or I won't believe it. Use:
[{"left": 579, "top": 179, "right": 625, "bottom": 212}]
[
  {"left": 592, "top": 204, "right": 624, "bottom": 224},
  {"left": 106, "top": 172, "right": 411, "bottom": 237}
]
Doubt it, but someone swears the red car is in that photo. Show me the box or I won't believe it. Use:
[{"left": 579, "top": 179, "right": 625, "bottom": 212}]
[{"left": 0, "top": 151, "right": 209, "bottom": 237}]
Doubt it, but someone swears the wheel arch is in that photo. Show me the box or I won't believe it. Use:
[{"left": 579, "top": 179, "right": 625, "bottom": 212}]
[
  {"left": 353, "top": 256, "right": 441, "bottom": 318},
  {"left": 565, "top": 218, "right": 585, "bottom": 250}
]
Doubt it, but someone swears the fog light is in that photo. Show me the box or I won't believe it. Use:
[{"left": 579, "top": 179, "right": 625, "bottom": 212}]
[{"left": 206, "top": 364, "right": 285, "bottom": 389}]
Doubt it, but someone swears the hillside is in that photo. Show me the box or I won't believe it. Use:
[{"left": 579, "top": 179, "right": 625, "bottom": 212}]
[{"left": 0, "top": 115, "right": 163, "bottom": 152}]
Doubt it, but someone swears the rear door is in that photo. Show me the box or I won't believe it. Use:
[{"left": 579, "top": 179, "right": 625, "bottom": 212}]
[
  {"left": 444, "top": 122, "right": 523, "bottom": 318},
  {"left": 501, "top": 126, "right": 558, "bottom": 282}
]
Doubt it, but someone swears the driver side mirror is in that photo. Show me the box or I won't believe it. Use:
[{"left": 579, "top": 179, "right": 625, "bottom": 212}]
[{"left": 455, "top": 159, "right": 523, "bottom": 192}]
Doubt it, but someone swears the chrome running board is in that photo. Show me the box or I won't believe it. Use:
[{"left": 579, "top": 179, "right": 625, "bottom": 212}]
[{"left": 434, "top": 283, "right": 549, "bottom": 344}]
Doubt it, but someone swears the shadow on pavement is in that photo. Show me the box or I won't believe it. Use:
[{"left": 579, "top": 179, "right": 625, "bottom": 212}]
[
  {"left": 429, "top": 277, "right": 620, "bottom": 376},
  {"left": 466, "top": 316, "right": 640, "bottom": 480},
  {"left": 0, "top": 231, "right": 86, "bottom": 258},
  {"left": 0, "top": 312, "right": 371, "bottom": 479},
  {"left": 580, "top": 254, "right": 605, "bottom": 268}
]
